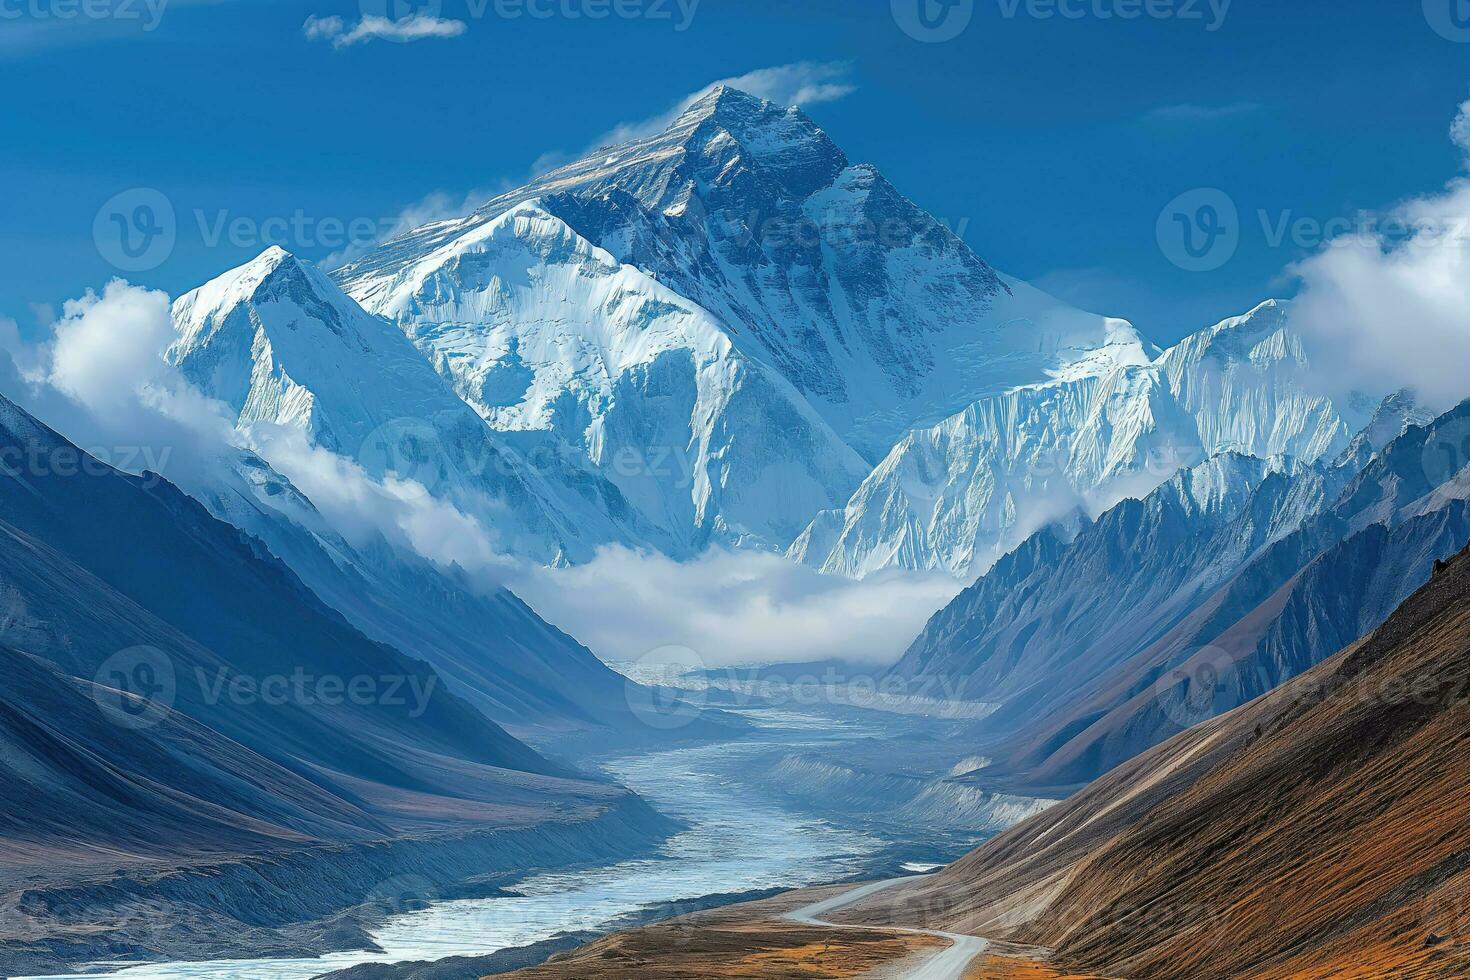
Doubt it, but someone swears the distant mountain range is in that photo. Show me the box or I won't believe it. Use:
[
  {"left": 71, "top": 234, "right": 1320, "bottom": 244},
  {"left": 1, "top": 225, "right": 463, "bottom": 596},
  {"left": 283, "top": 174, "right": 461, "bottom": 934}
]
[
  {"left": 893, "top": 396, "right": 1470, "bottom": 795},
  {"left": 795, "top": 300, "right": 1380, "bottom": 577}
]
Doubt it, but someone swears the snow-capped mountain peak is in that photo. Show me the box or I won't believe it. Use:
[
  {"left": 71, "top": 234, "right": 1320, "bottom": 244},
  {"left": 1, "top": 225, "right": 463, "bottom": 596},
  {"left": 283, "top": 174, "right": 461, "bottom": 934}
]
[
  {"left": 169, "top": 246, "right": 479, "bottom": 455},
  {"left": 795, "top": 300, "right": 1385, "bottom": 577},
  {"left": 159, "top": 90, "right": 1388, "bottom": 580}
]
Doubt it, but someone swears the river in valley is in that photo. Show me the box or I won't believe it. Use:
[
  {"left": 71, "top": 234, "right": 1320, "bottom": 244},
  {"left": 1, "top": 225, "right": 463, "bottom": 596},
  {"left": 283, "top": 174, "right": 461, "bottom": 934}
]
[{"left": 27, "top": 703, "right": 963, "bottom": 980}]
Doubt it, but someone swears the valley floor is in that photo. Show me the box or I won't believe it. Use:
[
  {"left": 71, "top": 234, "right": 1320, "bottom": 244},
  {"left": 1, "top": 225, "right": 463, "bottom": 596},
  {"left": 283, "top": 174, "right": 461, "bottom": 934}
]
[{"left": 12, "top": 686, "right": 1030, "bottom": 980}]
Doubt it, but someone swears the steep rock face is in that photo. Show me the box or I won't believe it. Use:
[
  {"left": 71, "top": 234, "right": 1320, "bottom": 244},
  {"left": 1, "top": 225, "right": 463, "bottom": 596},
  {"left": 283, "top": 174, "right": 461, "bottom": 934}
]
[
  {"left": 0, "top": 392, "right": 625, "bottom": 819},
  {"left": 790, "top": 363, "right": 1196, "bottom": 577},
  {"left": 178, "top": 443, "right": 680, "bottom": 738},
  {"left": 890, "top": 451, "right": 1288, "bottom": 718},
  {"left": 798, "top": 301, "right": 1380, "bottom": 577},
  {"left": 844, "top": 541, "right": 1470, "bottom": 980},
  {"left": 897, "top": 398, "right": 1464, "bottom": 794},
  {"left": 1156, "top": 300, "right": 1363, "bottom": 462},
  {"left": 169, "top": 246, "right": 658, "bottom": 564},
  {"left": 335, "top": 203, "right": 869, "bottom": 553},
  {"left": 334, "top": 86, "right": 1153, "bottom": 558}
]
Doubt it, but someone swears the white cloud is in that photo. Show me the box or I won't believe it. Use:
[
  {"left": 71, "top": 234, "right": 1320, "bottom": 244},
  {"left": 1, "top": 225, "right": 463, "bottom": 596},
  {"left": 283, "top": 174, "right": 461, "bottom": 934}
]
[
  {"left": 0, "top": 283, "right": 247, "bottom": 493},
  {"left": 46, "top": 280, "right": 176, "bottom": 414},
  {"left": 244, "top": 422, "right": 514, "bottom": 582},
  {"left": 511, "top": 545, "right": 960, "bottom": 668},
  {"left": 1288, "top": 99, "right": 1470, "bottom": 412},
  {"left": 1452, "top": 99, "right": 1470, "bottom": 166},
  {"left": 2, "top": 279, "right": 518, "bottom": 594},
  {"left": 303, "top": 13, "right": 467, "bottom": 49},
  {"left": 590, "top": 61, "right": 856, "bottom": 149},
  {"left": 1144, "top": 102, "right": 1261, "bottom": 123},
  {"left": 1, "top": 276, "right": 955, "bottom": 675}
]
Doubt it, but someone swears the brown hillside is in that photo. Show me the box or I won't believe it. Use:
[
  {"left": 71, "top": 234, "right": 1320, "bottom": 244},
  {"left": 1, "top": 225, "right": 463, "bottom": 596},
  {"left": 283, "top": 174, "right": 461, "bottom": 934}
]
[{"left": 842, "top": 540, "right": 1470, "bottom": 979}]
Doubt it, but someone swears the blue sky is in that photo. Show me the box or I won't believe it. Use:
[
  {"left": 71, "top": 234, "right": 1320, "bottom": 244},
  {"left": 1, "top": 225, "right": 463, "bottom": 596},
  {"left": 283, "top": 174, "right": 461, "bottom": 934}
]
[{"left": 4, "top": 0, "right": 1469, "bottom": 345}]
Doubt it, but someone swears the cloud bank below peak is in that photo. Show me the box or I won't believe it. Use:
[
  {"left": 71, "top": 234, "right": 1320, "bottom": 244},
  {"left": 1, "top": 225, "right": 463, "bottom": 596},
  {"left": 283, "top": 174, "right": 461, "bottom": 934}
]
[{"left": 512, "top": 545, "right": 961, "bottom": 669}]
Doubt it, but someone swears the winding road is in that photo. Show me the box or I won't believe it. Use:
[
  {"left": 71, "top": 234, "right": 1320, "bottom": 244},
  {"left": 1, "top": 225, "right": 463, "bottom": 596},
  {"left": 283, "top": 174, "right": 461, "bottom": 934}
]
[{"left": 784, "top": 876, "right": 988, "bottom": 980}]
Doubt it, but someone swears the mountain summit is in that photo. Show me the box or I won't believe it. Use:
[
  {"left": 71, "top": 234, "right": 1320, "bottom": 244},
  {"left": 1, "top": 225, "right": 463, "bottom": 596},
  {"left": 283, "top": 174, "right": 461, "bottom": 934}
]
[{"left": 328, "top": 88, "right": 1158, "bottom": 562}]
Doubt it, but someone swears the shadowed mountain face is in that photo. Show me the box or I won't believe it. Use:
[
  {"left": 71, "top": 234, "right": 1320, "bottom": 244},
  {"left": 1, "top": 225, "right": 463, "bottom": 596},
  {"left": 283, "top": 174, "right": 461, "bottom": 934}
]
[
  {"left": 846, "top": 540, "right": 1470, "bottom": 979},
  {"left": 186, "top": 441, "right": 719, "bottom": 743},
  {"left": 893, "top": 398, "right": 1470, "bottom": 795},
  {"left": 0, "top": 393, "right": 636, "bottom": 872}
]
